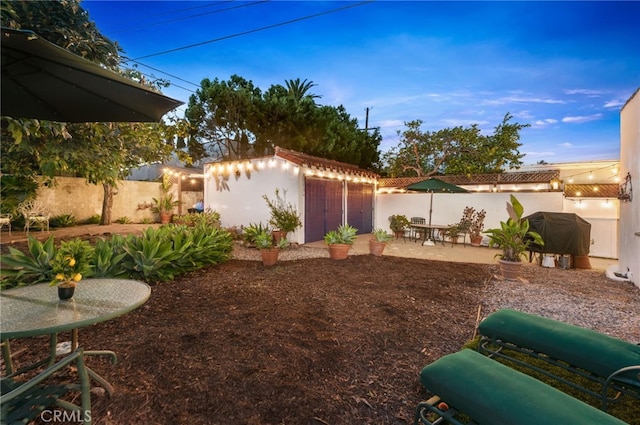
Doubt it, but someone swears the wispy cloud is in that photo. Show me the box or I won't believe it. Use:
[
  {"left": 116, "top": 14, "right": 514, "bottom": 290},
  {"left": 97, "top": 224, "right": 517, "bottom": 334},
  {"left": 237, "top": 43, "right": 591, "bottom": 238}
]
[
  {"left": 564, "top": 89, "right": 607, "bottom": 96},
  {"left": 562, "top": 114, "right": 602, "bottom": 123},
  {"left": 559, "top": 142, "right": 573, "bottom": 148},
  {"left": 483, "top": 95, "right": 565, "bottom": 106},
  {"left": 530, "top": 118, "right": 558, "bottom": 128},
  {"left": 604, "top": 99, "right": 625, "bottom": 108}
]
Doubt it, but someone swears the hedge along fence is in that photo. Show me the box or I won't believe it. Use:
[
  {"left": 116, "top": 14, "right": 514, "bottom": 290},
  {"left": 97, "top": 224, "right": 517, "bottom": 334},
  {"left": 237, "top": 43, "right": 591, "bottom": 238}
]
[{"left": 32, "top": 176, "right": 203, "bottom": 223}]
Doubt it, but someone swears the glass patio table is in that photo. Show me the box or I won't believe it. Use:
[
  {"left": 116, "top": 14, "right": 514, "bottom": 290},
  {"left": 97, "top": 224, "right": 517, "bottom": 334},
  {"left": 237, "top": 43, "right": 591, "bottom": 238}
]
[
  {"left": 1, "top": 278, "right": 151, "bottom": 394},
  {"left": 409, "top": 224, "right": 450, "bottom": 246}
]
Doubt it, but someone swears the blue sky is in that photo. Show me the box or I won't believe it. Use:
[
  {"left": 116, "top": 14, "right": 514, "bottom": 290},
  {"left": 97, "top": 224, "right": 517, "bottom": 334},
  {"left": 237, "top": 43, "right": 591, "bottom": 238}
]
[{"left": 82, "top": 1, "right": 639, "bottom": 164}]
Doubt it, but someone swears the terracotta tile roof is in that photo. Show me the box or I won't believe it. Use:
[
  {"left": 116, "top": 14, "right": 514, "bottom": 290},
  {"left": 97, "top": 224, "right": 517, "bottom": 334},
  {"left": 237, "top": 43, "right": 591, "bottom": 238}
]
[
  {"left": 564, "top": 184, "right": 619, "bottom": 198},
  {"left": 275, "top": 146, "right": 378, "bottom": 179},
  {"left": 377, "top": 170, "right": 560, "bottom": 188}
]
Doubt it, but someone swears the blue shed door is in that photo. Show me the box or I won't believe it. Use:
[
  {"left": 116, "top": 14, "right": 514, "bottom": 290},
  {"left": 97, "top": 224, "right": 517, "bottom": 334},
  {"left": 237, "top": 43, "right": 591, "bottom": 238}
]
[
  {"left": 347, "top": 182, "right": 374, "bottom": 234},
  {"left": 304, "top": 178, "right": 343, "bottom": 243}
]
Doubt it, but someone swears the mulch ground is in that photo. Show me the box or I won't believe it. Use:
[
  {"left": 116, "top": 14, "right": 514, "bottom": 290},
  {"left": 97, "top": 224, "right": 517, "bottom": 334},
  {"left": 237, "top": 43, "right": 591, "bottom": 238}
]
[
  {"left": 6, "top": 254, "right": 491, "bottom": 425},
  {"left": 2, "top": 234, "right": 638, "bottom": 424}
]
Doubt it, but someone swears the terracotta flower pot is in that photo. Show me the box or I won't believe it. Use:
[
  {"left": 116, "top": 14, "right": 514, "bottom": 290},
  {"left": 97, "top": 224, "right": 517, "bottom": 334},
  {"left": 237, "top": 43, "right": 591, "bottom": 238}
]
[
  {"left": 160, "top": 212, "right": 172, "bottom": 224},
  {"left": 260, "top": 248, "right": 280, "bottom": 266},
  {"left": 498, "top": 259, "right": 522, "bottom": 281},
  {"left": 328, "top": 244, "right": 351, "bottom": 260},
  {"left": 369, "top": 240, "right": 386, "bottom": 256},
  {"left": 470, "top": 235, "right": 483, "bottom": 246}
]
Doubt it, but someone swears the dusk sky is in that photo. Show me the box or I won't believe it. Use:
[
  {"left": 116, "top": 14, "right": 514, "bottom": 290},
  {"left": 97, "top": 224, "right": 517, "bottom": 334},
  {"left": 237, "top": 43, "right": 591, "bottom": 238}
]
[{"left": 82, "top": 1, "right": 639, "bottom": 164}]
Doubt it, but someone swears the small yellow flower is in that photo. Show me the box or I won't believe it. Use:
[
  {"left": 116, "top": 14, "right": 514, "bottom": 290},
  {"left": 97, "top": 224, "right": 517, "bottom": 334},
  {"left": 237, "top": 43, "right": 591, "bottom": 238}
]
[
  {"left": 56, "top": 273, "right": 65, "bottom": 281},
  {"left": 73, "top": 273, "right": 82, "bottom": 282},
  {"left": 67, "top": 257, "right": 76, "bottom": 267}
]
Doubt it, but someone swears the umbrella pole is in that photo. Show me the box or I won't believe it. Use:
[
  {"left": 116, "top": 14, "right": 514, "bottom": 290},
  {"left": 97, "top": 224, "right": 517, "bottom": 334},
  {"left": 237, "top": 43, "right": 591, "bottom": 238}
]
[{"left": 424, "top": 192, "right": 435, "bottom": 246}]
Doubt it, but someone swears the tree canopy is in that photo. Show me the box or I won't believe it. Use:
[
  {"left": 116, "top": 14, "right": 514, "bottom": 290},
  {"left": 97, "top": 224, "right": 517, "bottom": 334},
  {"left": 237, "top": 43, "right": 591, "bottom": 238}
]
[
  {"left": 185, "top": 75, "right": 382, "bottom": 171},
  {"left": 382, "top": 113, "right": 528, "bottom": 177}
]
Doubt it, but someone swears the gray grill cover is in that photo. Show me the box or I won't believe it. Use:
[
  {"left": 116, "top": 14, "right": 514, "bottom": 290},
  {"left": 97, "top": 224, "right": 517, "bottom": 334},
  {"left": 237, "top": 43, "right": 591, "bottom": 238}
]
[{"left": 524, "top": 212, "right": 591, "bottom": 256}]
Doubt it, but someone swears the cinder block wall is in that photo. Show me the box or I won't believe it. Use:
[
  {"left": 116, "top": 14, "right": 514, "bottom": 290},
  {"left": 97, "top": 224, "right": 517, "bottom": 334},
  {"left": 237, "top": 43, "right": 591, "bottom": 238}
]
[{"left": 36, "top": 177, "right": 170, "bottom": 222}]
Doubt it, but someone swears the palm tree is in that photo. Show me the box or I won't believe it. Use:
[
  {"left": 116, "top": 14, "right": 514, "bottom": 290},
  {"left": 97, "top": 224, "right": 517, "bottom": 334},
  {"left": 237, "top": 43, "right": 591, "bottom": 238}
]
[{"left": 285, "top": 78, "right": 321, "bottom": 103}]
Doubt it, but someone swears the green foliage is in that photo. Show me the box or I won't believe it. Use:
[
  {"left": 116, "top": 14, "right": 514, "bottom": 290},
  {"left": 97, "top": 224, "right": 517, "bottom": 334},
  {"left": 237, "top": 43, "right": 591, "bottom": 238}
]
[
  {"left": 254, "top": 230, "right": 289, "bottom": 250},
  {"left": 92, "top": 235, "right": 128, "bottom": 278},
  {"left": 372, "top": 228, "right": 393, "bottom": 243},
  {"left": 242, "top": 222, "right": 270, "bottom": 247},
  {"left": 485, "top": 195, "right": 544, "bottom": 262},
  {"left": 263, "top": 189, "right": 301, "bottom": 234},
  {"left": 49, "top": 238, "right": 93, "bottom": 286},
  {"left": 383, "top": 113, "right": 528, "bottom": 177},
  {"left": 151, "top": 177, "right": 180, "bottom": 215},
  {"left": 388, "top": 215, "right": 410, "bottom": 233},
  {"left": 82, "top": 214, "right": 101, "bottom": 225},
  {"left": 324, "top": 224, "right": 358, "bottom": 246},
  {"left": 120, "top": 225, "right": 233, "bottom": 283},
  {"left": 140, "top": 217, "right": 154, "bottom": 224},
  {"left": 49, "top": 213, "right": 77, "bottom": 228},
  {"left": 0, "top": 236, "right": 57, "bottom": 288},
  {"left": 0, "top": 226, "right": 234, "bottom": 287},
  {"left": 191, "top": 210, "right": 221, "bottom": 228},
  {"left": 115, "top": 216, "right": 131, "bottom": 224}
]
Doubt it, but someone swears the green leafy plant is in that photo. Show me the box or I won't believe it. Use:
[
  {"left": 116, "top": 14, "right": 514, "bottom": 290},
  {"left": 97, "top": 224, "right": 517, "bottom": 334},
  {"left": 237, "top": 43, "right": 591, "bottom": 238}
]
[
  {"left": 0, "top": 235, "right": 57, "bottom": 288},
  {"left": 49, "top": 213, "right": 77, "bottom": 228},
  {"left": 82, "top": 214, "right": 101, "bottom": 225},
  {"left": 115, "top": 216, "right": 132, "bottom": 224},
  {"left": 49, "top": 238, "right": 93, "bottom": 286},
  {"left": 92, "top": 235, "right": 128, "bottom": 278},
  {"left": 263, "top": 189, "right": 302, "bottom": 234},
  {"left": 388, "top": 214, "right": 410, "bottom": 234},
  {"left": 255, "top": 230, "right": 289, "bottom": 250},
  {"left": 242, "top": 222, "right": 271, "bottom": 247},
  {"left": 324, "top": 224, "right": 358, "bottom": 245},
  {"left": 151, "top": 177, "right": 180, "bottom": 215},
  {"left": 485, "top": 195, "right": 544, "bottom": 262},
  {"left": 372, "top": 228, "right": 393, "bottom": 243}
]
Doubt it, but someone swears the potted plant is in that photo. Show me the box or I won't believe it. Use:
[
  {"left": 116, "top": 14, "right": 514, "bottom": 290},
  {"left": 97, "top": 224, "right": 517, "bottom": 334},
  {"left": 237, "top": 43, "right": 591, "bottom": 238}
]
[
  {"left": 485, "top": 195, "right": 544, "bottom": 280},
  {"left": 263, "top": 189, "right": 302, "bottom": 242},
  {"left": 324, "top": 224, "right": 358, "bottom": 260},
  {"left": 468, "top": 208, "right": 486, "bottom": 246},
  {"left": 369, "top": 228, "right": 393, "bottom": 256},
  {"left": 388, "top": 214, "right": 410, "bottom": 239},
  {"left": 152, "top": 177, "right": 180, "bottom": 224},
  {"left": 49, "top": 238, "right": 93, "bottom": 300},
  {"left": 254, "top": 230, "right": 289, "bottom": 266}
]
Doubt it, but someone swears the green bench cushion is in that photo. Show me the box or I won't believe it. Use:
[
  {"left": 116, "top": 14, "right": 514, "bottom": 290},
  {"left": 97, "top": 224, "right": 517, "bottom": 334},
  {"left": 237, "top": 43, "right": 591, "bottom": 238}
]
[
  {"left": 420, "top": 349, "right": 627, "bottom": 425},
  {"left": 478, "top": 308, "right": 640, "bottom": 380}
]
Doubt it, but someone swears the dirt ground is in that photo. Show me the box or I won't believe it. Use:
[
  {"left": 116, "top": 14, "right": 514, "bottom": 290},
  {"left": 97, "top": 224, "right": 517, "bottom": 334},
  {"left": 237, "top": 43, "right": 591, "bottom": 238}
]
[{"left": 1, "top": 232, "right": 638, "bottom": 424}]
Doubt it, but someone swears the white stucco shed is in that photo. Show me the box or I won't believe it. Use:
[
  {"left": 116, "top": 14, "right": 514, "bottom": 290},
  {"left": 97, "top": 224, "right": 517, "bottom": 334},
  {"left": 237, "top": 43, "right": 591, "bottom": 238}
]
[{"left": 203, "top": 147, "right": 378, "bottom": 245}]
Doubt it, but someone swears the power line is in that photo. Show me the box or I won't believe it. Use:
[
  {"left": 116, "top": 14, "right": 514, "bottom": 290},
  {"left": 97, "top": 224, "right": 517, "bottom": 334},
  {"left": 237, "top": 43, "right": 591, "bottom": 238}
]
[
  {"left": 109, "top": 1, "right": 269, "bottom": 35},
  {"left": 134, "top": 1, "right": 374, "bottom": 60}
]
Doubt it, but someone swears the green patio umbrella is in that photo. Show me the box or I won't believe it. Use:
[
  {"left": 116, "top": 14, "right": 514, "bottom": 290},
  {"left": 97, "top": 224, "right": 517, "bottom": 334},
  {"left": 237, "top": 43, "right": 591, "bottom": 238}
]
[
  {"left": 1, "top": 27, "right": 183, "bottom": 122},
  {"left": 406, "top": 177, "right": 468, "bottom": 233}
]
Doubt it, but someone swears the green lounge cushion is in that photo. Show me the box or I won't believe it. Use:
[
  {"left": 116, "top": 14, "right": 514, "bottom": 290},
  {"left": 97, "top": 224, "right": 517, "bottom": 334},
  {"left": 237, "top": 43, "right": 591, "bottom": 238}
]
[
  {"left": 478, "top": 308, "right": 640, "bottom": 381},
  {"left": 419, "top": 349, "right": 627, "bottom": 425}
]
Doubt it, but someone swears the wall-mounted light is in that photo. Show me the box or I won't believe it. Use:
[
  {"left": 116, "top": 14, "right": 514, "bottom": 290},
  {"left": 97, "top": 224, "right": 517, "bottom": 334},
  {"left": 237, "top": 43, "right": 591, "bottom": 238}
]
[{"left": 618, "top": 172, "right": 633, "bottom": 202}]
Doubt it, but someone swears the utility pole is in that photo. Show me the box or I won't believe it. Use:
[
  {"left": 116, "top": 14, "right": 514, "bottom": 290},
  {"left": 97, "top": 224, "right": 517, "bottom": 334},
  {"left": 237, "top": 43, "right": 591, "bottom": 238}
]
[{"left": 360, "top": 107, "right": 379, "bottom": 132}]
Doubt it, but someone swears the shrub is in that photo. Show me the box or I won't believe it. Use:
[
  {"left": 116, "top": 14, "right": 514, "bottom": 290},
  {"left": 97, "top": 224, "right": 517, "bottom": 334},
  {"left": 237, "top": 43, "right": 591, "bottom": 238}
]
[
  {"left": 50, "top": 213, "right": 77, "bottom": 228},
  {"left": 82, "top": 214, "right": 101, "bottom": 225},
  {"left": 0, "top": 236, "right": 57, "bottom": 288},
  {"left": 115, "top": 216, "right": 132, "bottom": 224}
]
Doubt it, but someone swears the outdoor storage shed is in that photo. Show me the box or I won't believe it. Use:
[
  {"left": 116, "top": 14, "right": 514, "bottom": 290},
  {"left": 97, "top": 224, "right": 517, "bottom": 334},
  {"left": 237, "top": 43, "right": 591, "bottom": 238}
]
[
  {"left": 524, "top": 212, "right": 592, "bottom": 266},
  {"left": 203, "top": 147, "right": 378, "bottom": 244}
]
